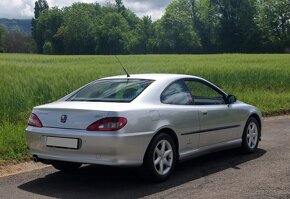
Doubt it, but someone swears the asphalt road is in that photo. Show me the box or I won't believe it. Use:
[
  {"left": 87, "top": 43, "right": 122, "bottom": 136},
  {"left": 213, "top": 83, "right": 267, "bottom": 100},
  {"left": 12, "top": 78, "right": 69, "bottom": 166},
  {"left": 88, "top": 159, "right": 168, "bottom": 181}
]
[{"left": 0, "top": 116, "right": 289, "bottom": 199}]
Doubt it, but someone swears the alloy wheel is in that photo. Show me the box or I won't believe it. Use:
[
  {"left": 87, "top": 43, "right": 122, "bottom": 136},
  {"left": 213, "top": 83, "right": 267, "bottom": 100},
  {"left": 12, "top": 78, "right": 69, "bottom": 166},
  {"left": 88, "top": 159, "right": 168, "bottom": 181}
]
[
  {"left": 153, "top": 140, "right": 173, "bottom": 176},
  {"left": 246, "top": 122, "right": 258, "bottom": 149}
]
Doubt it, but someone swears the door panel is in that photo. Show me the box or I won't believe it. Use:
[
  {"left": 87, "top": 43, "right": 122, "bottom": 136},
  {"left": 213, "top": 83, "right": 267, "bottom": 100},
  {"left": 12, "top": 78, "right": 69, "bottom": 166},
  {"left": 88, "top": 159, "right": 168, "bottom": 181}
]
[
  {"left": 183, "top": 79, "right": 240, "bottom": 147},
  {"left": 159, "top": 105, "right": 200, "bottom": 153},
  {"left": 160, "top": 80, "right": 200, "bottom": 152},
  {"left": 198, "top": 105, "right": 240, "bottom": 147}
]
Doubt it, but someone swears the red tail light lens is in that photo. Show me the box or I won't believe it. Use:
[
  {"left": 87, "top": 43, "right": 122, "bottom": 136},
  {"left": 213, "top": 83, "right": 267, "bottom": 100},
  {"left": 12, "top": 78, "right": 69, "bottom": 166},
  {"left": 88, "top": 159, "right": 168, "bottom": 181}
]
[
  {"left": 87, "top": 117, "right": 127, "bottom": 131},
  {"left": 28, "top": 113, "right": 43, "bottom": 128}
]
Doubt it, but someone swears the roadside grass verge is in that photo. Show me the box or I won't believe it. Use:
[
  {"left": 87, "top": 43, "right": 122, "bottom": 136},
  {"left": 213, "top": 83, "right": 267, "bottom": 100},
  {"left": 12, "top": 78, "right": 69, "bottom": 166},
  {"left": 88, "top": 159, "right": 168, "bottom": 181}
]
[{"left": 0, "top": 122, "right": 28, "bottom": 161}]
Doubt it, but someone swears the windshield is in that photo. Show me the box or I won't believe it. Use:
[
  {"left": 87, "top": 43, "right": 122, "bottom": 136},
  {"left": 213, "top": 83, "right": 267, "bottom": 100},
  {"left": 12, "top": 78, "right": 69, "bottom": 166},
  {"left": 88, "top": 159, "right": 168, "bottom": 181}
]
[{"left": 68, "top": 79, "right": 154, "bottom": 102}]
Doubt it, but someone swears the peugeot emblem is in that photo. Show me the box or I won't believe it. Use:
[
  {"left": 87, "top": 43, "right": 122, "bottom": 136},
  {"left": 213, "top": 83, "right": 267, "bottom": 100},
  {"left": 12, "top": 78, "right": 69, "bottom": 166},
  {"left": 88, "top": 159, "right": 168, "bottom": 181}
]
[{"left": 60, "top": 115, "right": 67, "bottom": 123}]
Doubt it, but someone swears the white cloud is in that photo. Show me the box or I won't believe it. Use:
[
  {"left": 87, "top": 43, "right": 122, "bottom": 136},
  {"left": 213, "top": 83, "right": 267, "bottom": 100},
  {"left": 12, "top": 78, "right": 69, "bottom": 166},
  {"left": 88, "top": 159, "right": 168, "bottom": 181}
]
[
  {"left": 0, "top": 0, "right": 171, "bottom": 20},
  {"left": 123, "top": 0, "right": 170, "bottom": 21},
  {"left": 20, "top": 4, "right": 34, "bottom": 17},
  {"left": 47, "top": 0, "right": 95, "bottom": 7},
  {"left": 0, "top": 0, "right": 34, "bottom": 18}
]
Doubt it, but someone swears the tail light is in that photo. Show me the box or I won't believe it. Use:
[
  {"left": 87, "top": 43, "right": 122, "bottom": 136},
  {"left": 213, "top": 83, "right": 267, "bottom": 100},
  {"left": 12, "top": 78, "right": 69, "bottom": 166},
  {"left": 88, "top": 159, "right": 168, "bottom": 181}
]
[
  {"left": 28, "top": 113, "right": 43, "bottom": 128},
  {"left": 87, "top": 117, "right": 127, "bottom": 131}
]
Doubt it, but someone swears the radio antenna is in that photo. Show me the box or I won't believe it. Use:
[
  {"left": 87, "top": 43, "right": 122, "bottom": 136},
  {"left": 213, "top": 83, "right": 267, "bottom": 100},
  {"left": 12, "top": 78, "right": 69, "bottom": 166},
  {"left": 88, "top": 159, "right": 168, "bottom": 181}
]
[{"left": 115, "top": 56, "right": 130, "bottom": 78}]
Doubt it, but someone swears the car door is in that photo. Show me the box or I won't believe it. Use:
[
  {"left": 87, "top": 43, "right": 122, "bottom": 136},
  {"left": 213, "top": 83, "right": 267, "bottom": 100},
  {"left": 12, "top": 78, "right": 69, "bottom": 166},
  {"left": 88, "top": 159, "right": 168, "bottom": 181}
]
[
  {"left": 160, "top": 80, "right": 200, "bottom": 153},
  {"left": 183, "top": 79, "right": 241, "bottom": 147}
]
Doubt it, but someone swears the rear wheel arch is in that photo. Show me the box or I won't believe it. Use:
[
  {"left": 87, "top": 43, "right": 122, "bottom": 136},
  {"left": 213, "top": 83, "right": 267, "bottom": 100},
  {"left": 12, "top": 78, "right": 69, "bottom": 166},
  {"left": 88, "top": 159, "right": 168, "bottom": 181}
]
[
  {"left": 144, "top": 128, "right": 179, "bottom": 161},
  {"left": 141, "top": 128, "right": 178, "bottom": 181}
]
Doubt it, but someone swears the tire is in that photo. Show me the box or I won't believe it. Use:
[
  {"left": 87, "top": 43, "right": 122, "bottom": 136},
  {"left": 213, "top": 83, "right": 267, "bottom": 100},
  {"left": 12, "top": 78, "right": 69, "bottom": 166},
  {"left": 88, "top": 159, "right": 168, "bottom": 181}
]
[
  {"left": 241, "top": 117, "right": 260, "bottom": 153},
  {"left": 52, "top": 161, "right": 82, "bottom": 172},
  {"left": 141, "top": 133, "right": 177, "bottom": 182}
]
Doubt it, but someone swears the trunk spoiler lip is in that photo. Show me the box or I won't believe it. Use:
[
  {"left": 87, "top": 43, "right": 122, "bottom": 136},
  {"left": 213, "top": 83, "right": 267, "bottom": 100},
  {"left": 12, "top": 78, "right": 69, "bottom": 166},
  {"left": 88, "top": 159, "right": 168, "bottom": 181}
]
[{"left": 33, "top": 101, "right": 137, "bottom": 112}]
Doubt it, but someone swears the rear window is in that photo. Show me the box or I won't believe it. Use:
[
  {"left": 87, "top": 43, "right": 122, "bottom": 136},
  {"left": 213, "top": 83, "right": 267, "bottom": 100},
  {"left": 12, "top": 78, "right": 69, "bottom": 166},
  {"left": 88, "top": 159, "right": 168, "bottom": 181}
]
[{"left": 68, "top": 79, "right": 154, "bottom": 102}]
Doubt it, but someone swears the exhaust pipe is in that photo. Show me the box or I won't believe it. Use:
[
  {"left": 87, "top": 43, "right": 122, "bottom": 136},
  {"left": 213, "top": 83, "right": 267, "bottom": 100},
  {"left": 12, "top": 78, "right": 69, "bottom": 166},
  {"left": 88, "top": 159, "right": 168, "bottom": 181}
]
[
  {"left": 31, "top": 155, "right": 51, "bottom": 164},
  {"left": 32, "top": 155, "right": 39, "bottom": 163}
]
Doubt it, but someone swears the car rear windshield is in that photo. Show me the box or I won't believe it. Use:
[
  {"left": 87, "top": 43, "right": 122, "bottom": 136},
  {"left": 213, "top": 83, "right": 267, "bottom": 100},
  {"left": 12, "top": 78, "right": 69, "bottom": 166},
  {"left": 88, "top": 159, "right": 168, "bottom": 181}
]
[{"left": 68, "top": 79, "right": 154, "bottom": 102}]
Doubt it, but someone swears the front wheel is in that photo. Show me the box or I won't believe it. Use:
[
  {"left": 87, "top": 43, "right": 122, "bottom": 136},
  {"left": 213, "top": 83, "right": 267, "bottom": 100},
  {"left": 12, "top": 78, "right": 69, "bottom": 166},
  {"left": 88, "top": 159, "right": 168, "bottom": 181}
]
[
  {"left": 241, "top": 117, "right": 260, "bottom": 153},
  {"left": 142, "top": 133, "right": 177, "bottom": 182}
]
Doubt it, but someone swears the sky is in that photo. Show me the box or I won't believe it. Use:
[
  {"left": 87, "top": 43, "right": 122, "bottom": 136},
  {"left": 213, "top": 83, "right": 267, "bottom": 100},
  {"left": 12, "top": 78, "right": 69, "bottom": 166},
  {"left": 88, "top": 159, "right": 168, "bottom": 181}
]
[{"left": 0, "top": 0, "right": 171, "bottom": 21}]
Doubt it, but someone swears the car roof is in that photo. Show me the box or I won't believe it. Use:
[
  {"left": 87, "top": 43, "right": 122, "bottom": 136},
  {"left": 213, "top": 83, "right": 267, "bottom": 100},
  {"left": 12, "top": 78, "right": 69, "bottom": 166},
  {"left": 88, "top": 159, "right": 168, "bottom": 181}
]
[
  {"left": 101, "top": 73, "right": 200, "bottom": 81},
  {"left": 101, "top": 73, "right": 228, "bottom": 100}
]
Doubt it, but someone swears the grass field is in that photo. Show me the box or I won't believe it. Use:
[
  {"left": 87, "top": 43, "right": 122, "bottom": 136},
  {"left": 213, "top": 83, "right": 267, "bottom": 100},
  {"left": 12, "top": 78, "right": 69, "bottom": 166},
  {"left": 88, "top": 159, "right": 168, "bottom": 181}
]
[{"left": 0, "top": 53, "right": 290, "bottom": 161}]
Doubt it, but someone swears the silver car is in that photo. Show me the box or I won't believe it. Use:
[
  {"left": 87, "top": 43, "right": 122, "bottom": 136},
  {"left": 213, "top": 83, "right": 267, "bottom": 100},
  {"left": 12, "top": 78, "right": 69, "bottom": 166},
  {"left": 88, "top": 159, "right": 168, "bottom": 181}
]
[{"left": 26, "top": 74, "right": 262, "bottom": 181}]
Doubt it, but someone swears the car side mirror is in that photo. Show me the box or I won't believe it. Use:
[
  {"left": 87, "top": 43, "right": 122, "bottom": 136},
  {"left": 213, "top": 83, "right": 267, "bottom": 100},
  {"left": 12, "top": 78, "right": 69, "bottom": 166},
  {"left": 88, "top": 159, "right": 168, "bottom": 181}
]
[{"left": 227, "top": 94, "right": 237, "bottom": 104}]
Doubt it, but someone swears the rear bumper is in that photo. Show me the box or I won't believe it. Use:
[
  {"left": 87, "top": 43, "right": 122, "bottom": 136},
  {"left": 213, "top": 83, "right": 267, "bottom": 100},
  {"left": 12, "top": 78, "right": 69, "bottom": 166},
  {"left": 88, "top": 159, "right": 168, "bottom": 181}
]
[{"left": 26, "top": 126, "right": 154, "bottom": 166}]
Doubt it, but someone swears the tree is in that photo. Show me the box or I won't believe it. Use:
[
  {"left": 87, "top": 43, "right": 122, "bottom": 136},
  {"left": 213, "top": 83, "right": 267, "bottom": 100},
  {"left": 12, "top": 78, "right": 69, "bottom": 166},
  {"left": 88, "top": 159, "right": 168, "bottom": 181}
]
[
  {"left": 56, "top": 3, "right": 101, "bottom": 54},
  {"left": 135, "top": 16, "right": 154, "bottom": 53},
  {"left": 120, "top": 9, "right": 140, "bottom": 30},
  {"left": 2, "top": 30, "right": 36, "bottom": 53},
  {"left": 37, "top": 7, "right": 63, "bottom": 54},
  {"left": 191, "top": 0, "right": 220, "bottom": 53},
  {"left": 212, "top": 0, "right": 261, "bottom": 52},
  {"left": 25, "top": 0, "right": 289, "bottom": 54},
  {"left": 34, "top": 0, "right": 49, "bottom": 19},
  {"left": 116, "top": 0, "right": 125, "bottom": 12},
  {"left": 115, "top": 0, "right": 140, "bottom": 31},
  {"left": 94, "top": 12, "right": 135, "bottom": 54},
  {"left": 32, "top": 0, "right": 49, "bottom": 53},
  {"left": 257, "top": 0, "right": 290, "bottom": 52},
  {"left": 43, "top": 41, "right": 52, "bottom": 54},
  {"left": 93, "top": 0, "right": 139, "bottom": 54},
  {"left": 153, "top": 0, "right": 201, "bottom": 53},
  {"left": 0, "top": 25, "right": 6, "bottom": 52}
]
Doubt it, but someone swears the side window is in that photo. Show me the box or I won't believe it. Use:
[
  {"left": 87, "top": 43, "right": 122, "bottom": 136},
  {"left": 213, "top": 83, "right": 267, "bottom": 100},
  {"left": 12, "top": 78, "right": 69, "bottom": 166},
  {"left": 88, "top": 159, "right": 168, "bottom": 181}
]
[
  {"left": 161, "top": 80, "right": 192, "bottom": 105},
  {"left": 184, "top": 80, "right": 225, "bottom": 105}
]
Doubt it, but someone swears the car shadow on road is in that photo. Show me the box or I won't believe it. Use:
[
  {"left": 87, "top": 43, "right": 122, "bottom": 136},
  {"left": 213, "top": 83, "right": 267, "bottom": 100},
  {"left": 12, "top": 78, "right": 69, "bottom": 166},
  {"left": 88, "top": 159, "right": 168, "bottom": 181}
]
[{"left": 18, "top": 148, "right": 266, "bottom": 199}]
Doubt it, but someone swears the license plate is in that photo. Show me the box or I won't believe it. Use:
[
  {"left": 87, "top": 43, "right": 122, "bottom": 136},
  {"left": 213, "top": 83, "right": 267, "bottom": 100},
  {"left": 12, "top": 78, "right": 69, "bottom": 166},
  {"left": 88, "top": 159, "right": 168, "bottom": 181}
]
[{"left": 46, "top": 137, "right": 79, "bottom": 149}]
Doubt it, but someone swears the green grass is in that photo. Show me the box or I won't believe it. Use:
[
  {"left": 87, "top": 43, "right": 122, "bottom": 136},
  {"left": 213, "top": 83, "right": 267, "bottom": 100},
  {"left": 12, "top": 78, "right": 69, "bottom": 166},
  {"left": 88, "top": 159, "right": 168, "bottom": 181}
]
[
  {"left": 0, "top": 53, "right": 290, "bottom": 160},
  {"left": 0, "top": 122, "right": 28, "bottom": 161}
]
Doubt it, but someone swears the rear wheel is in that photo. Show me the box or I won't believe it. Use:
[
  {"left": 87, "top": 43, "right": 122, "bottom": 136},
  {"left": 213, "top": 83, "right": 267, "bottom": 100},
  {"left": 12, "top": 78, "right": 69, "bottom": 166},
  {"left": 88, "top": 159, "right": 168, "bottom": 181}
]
[
  {"left": 241, "top": 117, "right": 260, "bottom": 153},
  {"left": 142, "top": 133, "right": 177, "bottom": 182},
  {"left": 52, "top": 161, "right": 82, "bottom": 172}
]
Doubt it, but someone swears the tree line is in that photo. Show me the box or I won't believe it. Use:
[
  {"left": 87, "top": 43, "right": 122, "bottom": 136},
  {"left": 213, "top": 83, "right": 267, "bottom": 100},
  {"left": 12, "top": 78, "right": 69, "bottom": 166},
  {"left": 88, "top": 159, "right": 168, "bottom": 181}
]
[
  {"left": 0, "top": 25, "right": 36, "bottom": 53},
  {"left": 1, "top": 0, "right": 290, "bottom": 54}
]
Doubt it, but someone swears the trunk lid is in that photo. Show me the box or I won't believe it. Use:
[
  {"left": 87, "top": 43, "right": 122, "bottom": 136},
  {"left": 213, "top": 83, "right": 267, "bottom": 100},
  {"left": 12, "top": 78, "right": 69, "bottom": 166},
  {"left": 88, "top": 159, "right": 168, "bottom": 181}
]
[{"left": 33, "top": 102, "right": 113, "bottom": 130}]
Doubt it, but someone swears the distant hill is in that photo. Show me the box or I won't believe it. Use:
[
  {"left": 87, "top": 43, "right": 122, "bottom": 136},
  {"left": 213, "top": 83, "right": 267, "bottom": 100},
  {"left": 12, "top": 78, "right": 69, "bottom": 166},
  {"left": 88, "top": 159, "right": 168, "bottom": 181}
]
[{"left": 0, "top": 18, "right": 32, "bottom": 34}]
